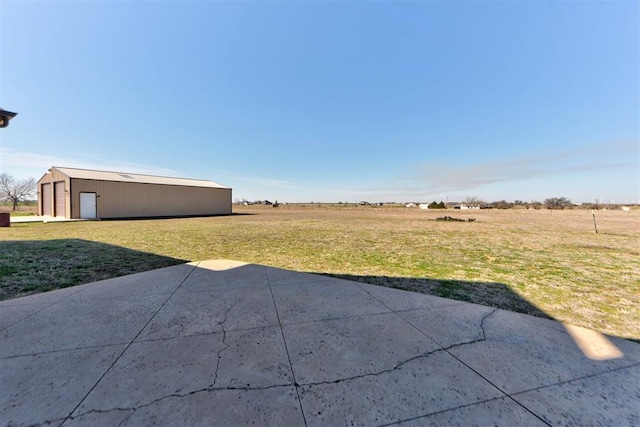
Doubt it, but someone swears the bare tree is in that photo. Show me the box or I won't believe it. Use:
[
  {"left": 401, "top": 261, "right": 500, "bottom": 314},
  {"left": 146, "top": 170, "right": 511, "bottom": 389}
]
[
  {"left": 544, "top": 197, "right": 572, "bottom": 210},
  {"left": 464, "top": 196, "right": 481, "bottom": 204},
  {"left": 464, "top": 196, "right": 485, "bottom": 208},
  {"left": 492, "top": 200, "right": 513, "bottom": 209},
  {"left": 0, "top": 173, "right": 36, "bottom": 211}
]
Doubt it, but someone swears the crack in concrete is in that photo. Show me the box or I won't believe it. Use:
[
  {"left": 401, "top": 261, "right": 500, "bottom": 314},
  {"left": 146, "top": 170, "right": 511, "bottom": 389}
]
[
  {"left": 115, "top": 409, "right": 136, "bottom": 427},
  {"left": 434, "top": 308, "right": 554, "bottom": 427},
  {"left": 66, "top": 382, "right": 294, "bottom": 422},
  {"left": 59, "top": 264, "right": 200, "bottom": 426},
  {"left": 357, "top": 282, "right": 499, "bottom": 347},
  {"left": 440, "top": 308, "right": 498, "bottom": 352},
  {"left": 299, "top": 344, "right": 473, "bottom": 389},
  {"left": 25, "top": 416, "right": 68, "bottom": 426},
  {"left": 300, "top": 309, "right": 499, "bottom": 389},
  {"left": 66, "top": 288, "right": 276, "bottom": 423},
  {"left": 479, "top": 308, "right": 497, "bottom": 340},
  {"left": 299, "top": 348, "right": 445, "bottom": 389},
  {"left": 62, "top": 287, "right": 502, "bottom": 424},
  {"left": 211, "top": 324, "right": 228, "bottom": 386},
  {"left": 210, "top": 291, "right": 246, "bottom": 386}
]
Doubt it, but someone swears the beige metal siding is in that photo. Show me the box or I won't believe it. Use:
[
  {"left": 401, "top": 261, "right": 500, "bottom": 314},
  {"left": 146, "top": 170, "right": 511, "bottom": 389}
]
[
  {"left": 70, "top": 179, "right": 232, "bottom": 219},
  {"left": 41, "top": 184, "right": 52, "bottom": 216},
  {"left": 54, "top": 181, "right": 66, "bottom": 217},
  {"left": 39, "top": 167, "right": 231, "bottom": 219}
]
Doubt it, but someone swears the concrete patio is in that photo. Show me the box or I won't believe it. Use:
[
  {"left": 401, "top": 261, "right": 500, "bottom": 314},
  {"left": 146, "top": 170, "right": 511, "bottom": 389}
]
[
  {"left": 1, "top": 260, "right": 638, "bottom": 426},
  {"left": 8, "top": 215, "right": 87, "bottom": 224}
]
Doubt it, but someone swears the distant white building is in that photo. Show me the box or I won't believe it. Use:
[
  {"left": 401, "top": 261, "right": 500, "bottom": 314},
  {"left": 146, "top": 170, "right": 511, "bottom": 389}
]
[{"left": 455, "top": 204, "right": 480, "bottom": 210}]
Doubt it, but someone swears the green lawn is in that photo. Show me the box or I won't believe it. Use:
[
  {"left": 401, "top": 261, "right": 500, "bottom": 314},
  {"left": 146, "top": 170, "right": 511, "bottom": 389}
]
[{"left": 1, "top": 205, "right": 638, "bottom": 340}]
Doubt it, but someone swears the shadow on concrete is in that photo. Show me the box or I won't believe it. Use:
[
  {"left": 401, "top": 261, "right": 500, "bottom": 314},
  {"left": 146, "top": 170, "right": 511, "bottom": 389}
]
[
  {"left": 0, "top": 239, "right": 187, "bottom": 301},
  {"left": 319, "top": 273, "right": 550, "bottom": 319}
]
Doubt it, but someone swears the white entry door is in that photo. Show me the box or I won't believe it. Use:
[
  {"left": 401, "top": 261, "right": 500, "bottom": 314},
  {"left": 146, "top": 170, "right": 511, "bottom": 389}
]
[{"left": 80, "top": 192, "right": 97, "bottom": 219}]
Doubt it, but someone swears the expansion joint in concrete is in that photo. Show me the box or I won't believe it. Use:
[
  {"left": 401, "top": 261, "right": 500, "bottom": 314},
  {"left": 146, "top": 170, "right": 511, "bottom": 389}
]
[
  {"left": 61, "top": 263, "right": 200, "bottom": 425},
  {"left": 264, "top": 267, "right": 308, "bottom": 427}
]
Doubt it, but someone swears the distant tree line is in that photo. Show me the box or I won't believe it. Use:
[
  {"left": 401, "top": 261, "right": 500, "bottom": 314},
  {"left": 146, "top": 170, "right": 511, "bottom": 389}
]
[
  {"left": 234, "top": 196, "right": 633, "bottom": 210},
  {"left": 427, "top": 201, "right": 446, "bottom": 209},
  {"left": 463, "top": 197, "right": 573, "bottom": 210}
]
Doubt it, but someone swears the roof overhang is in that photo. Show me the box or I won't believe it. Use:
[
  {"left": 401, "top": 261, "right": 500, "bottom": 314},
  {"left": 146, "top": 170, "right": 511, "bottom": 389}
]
[{"left": 0, "top": 108, "right": 18, "bottom": 128}]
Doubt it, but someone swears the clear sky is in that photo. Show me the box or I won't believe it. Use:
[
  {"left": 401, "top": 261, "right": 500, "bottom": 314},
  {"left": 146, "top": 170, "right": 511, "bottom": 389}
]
[{"left": 1, "top": 1, "right": 638, "bottom": 204}]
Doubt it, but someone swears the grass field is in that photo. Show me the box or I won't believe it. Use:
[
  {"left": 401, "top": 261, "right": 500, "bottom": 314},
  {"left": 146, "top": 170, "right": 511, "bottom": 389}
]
[
  {"left": 1, "top": 205, "right": 638, "bottom": 340},
  {"left": 0, "top": 203, "right": 37, "bottom": 216}
]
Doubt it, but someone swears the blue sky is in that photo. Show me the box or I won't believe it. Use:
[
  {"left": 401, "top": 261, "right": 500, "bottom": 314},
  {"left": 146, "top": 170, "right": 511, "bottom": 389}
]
[{"left": 1, "top": 1, "right": 638, "bottom": 204}]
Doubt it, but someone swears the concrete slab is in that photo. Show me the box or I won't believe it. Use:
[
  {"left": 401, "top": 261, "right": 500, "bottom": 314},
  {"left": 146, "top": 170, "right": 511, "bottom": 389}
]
[
  {"left": 283, "top": 312, "right": 440, "bottom": 384},
  {"left": 180, "top": 261, "right": 269, "bottom": 291},
  {"left": 271, "top": 278, "right": 391, "bottom": 324},
  {"left": 67, "top": 263, "right": 196, "bottom": 300},
  {"left": 512, "top": 364, "right": 640, "bottom": 426},
  {"left": 0, "top": 282, "right": 90, "bottom": 306},
  {"left": 0, "top": 293, "right": 168, "bottom": 357},
  {"left": 9, "top": 215, "right": 87, "bottom": 223},
  {"left": 0, "top": 283, "right": 95, "bottom": 331},
  {"left": 396, "top": 397, "right": 547, "bottom": 426},
  {"left": 297, "top": 350, "right": 506, "bottom": 427},
  {"left": 1, "top": 345, "right": 126, "bottom": 426},
  {"left": 74, "top": 334, "right": 226, "bottom": 412},
  {"left": 1, "top": 259, "right": 638, "bottom": 426},
  {"left": 399, "top": 303, "right": 497, "bottom": 348},
  {"left": 0, "top": 302, "right": 51, "bottom": 330},
  {"left": 138, "top": 286, "right": 280, "bottom": 340},
  {"left": 74, "top": 327, "right": 292, "bottom": 415},
  {"left": 448, "top": 308, "right": 640, "bottom": 394},
  {"left": 66, "top": 387, "right": 305, "bottom": 427}
]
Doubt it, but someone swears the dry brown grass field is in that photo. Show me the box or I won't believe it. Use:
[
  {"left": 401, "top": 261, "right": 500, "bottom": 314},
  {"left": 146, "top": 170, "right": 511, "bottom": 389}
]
[
  {"left": 1, "top": 205, "right": 638, "bottom": 340},
  {"left": 0, "top": 203, "right": 37, "bottom": 215}
]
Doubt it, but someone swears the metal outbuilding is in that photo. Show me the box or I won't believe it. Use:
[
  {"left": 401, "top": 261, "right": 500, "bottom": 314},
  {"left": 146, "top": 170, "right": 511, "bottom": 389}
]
[{"left": 37, "top": 167, "right": 232, "bottom": 219}]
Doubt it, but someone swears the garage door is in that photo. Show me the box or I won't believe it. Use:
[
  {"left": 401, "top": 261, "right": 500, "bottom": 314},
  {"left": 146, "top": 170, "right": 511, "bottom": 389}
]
[
  {"left": 41, "top": 183, "right": 52, "bottom": 216},
  {"left": 54, "top": 182, "right": 66, "bottom": 217}
]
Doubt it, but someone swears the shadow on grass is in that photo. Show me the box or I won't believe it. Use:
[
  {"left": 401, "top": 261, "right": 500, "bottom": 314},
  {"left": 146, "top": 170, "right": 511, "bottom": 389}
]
[
  {"left": 320, "top": 272, "right": 640, "bottom": 345},
  {"left": 0, "top": 239, "right": 187, "bottom": 301},
  {"left": 320, "top": 273, "right": 551, "bottom": 320}
]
